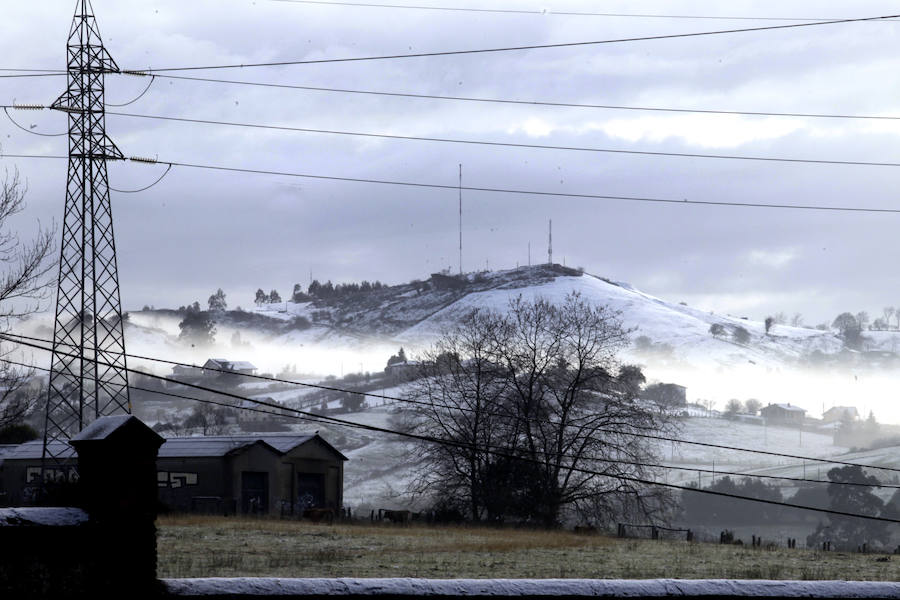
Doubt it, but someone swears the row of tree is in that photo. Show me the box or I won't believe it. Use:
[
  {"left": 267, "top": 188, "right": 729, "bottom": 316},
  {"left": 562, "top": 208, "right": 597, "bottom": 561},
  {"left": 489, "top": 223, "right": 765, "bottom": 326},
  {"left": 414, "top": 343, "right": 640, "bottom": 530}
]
[{"left": 296, "top": 279, "right": 387, "bottom": 301}]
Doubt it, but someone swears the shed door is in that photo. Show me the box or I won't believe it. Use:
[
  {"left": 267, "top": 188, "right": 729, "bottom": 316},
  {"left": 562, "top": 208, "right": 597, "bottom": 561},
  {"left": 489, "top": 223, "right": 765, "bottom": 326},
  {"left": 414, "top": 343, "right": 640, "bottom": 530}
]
[
  {"left": 241, "top": 471, "right": 269, "bottom": 514},
  {"left": 297, "top": 473, "right": 324, "bottom": 509}
]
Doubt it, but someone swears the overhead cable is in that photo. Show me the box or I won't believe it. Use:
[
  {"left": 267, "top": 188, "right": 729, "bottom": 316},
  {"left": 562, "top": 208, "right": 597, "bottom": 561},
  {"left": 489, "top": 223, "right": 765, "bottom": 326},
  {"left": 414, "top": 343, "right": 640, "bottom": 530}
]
[
  {"left": 104, "top": 75, "right": 157, "bottom": 108},
  {"left": 266, "top": 1, "right": 900, "bottom": 22},
  {"left": 105, "top": 109, "right": 900, "bottom": 169},
  {"left": 109, "top": 162, "right": 173, "bottom": 193},
  {"left": 2, "top": 107, "right": 66, "bottom": 137},
  {"left": 5, "top": 330, "right": 900, "bottom": 475},
  {"left": 1, "top": 339, "right": 898, "bottom": 523},
  {"left": 132, "top": 14, "right": 900, "bottom": 73},
  {"left": 3, "top": 151, "right": 900, "bottom": 214},
  {"left": 151, "top": 74, "right": 900, "bottom": 122},
  {"left": 10, "top": 353, "right": 879, "bottom": 489}
]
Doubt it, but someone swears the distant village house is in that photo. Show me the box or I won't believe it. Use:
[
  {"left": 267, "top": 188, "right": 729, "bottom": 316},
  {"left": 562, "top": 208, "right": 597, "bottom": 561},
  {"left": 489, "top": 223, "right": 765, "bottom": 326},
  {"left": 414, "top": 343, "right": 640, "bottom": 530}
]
[
  {"left": 169, "top": 358, "right": 258, "bottom": 385},
  {"left": 760, "top": 403, "right": 806, "bottom": 425},
  {"left": 822, "top": 406, "right": 859, "bottom": 424}
]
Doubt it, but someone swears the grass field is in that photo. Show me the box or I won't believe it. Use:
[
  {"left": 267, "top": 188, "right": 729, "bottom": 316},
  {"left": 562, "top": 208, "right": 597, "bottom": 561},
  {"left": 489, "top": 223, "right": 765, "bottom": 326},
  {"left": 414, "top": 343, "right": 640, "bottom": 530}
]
[{"left": 157, "top": 515, "right": 900, "bottom": 580}]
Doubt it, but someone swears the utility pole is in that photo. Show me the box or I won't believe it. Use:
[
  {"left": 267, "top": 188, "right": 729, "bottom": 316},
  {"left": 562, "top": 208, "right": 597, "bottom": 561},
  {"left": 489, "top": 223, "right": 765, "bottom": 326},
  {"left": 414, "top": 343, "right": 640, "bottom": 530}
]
[{"left": 43, "top": 0, "right": 130, "bottom": 479}]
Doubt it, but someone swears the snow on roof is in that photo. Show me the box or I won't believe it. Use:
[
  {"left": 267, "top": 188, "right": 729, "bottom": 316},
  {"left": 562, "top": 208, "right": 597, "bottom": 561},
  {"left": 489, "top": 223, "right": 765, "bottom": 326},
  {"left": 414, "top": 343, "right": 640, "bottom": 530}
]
[
  {"left": 228, "top": 361, "right": 257, "bottom": 371},
  {"left": 205, "top": 358, "right": 257, "bottom": 371},
  {"left": 766, "top": 403, "right": 806, "bottom": 412},
  {"left": 1, "top": 441, "right": 73, "bottom": 460},
  {"left": 0, "top": 507, "right": 88, "bottom": 527},
  {"left": 70, "top": 414, "right": 134, "bottom": 441},
  {"left": 1, "top": 433, "right": 347, "bottom": 461}
]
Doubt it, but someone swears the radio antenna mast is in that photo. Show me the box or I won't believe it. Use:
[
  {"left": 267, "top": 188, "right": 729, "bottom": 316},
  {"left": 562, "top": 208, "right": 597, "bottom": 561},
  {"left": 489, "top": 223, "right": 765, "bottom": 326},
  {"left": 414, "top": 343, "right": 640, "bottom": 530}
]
[
  {"left": 548, "top": 219, "right": 553, "bottom": 265},
  {"left": 458, "top": 164, "right": 463, "bottom": 276}
]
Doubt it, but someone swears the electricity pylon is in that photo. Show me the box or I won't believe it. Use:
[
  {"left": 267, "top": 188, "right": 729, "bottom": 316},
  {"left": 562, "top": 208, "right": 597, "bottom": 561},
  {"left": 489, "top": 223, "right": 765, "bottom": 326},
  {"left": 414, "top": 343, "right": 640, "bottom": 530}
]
[{"left": 42, "top": 0, "right": 130, "bottom": 477}]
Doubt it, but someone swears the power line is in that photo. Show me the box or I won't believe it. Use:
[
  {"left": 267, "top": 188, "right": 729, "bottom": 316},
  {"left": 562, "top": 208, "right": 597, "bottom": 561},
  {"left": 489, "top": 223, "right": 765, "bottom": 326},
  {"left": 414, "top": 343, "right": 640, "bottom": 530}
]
[
  {"left": 104, "top": 109, "right": 900, "bottom": 169},
  {"left": 0, "top": 73, "right": 65, "bottom": 79},
  {"left": 2, "top": 107, "right": 66, "bottom": 137},
  {"left": 150, "top": 73, "right": 900, "bottom": 122},
  {"left": 133, "top": 14, "right": 900, "bottom": 73},
  {"left": 10, "top": 73, "right": 900, "bottom": 124},
  {"left": 108, "top": 162, "right": 174, "bottom": 194},
  {"left": 265, "top": 1, "right": 900, "bottom": 22},
  {"left": 2, "top": 344, "right": 898, "bottom": 523},
  {"left": 4, "top": 150, "right": 900, "bottom": 214},
  {"left": 104, "top": 75, "right": 157, "bottom": 108},
  {"left": 6, "top": 330, "right": 900, "bottom": 476},
  {"left": 12, "top": 353, "right": 875, "bottom": 489}
]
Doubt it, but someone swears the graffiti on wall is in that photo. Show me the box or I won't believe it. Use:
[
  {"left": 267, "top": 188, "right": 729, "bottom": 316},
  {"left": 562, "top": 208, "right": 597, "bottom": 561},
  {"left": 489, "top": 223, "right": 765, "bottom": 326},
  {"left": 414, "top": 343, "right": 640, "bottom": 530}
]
[
  {"left": 25, "top": 466, "right": 78, "bottom": 484},
  {"left": 157, "top": 471, "right": 199, "bottom": 488}
]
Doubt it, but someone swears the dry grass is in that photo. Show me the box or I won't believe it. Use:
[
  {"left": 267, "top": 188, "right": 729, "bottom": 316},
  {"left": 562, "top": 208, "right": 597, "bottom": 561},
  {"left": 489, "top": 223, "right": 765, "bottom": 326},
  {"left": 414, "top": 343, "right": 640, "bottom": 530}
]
[{"left": 157, "top": 515, "right": 900, "bottom": 580}]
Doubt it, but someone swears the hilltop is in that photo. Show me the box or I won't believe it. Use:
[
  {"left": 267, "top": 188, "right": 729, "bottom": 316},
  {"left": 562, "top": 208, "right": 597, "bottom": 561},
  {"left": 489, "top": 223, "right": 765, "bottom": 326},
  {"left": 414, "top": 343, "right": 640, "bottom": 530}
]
[{"left": 80, "top": 264, "right": 899, "bottom": 421}]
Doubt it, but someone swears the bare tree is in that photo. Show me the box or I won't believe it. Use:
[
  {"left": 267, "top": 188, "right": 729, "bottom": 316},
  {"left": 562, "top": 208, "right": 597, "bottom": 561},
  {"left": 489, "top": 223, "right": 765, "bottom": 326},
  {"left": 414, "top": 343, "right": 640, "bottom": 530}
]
[
  {"left": 0, "top": 168, "right": 55, "bottom": 429},
  {"left": 790, "top": 313, "right": 804, "bottom": 328},
  {"left": 406, "top": 310, "right": 511, "bottom": 522},
  {"left": 407, "top": 293, "right": 675, "bottom": 527},
  {"left": 883, "top": 307, "right": 894, "bottom": 330}
]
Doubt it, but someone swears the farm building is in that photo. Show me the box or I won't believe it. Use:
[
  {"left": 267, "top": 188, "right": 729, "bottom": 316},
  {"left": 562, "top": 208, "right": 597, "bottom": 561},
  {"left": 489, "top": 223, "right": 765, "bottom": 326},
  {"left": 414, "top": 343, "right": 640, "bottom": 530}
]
[
  {"left": 760, "top": 403, "right": 806, "bottom": 425},
  {"left": 822, "top": 406, "right": 859, "bottom": 423},
  {"left": 168, "top": 358, "right": 258, "bottom": 385},
  {"left": 203, "top": 358, "right": 257, "bottom": 377},
  {"left": 0, "top": 433, "right": 346, "bottom": 515}
]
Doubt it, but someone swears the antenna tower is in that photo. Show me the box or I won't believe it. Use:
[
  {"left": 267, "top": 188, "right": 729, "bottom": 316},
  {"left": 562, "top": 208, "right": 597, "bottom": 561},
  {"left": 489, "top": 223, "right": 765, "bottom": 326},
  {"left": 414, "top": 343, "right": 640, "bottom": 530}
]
[
  {"left": 42, "top": 0, "right": 130, "bottom": 477},
  {"left": 458, "top": 164, "right": 462, "bottom": 276},
  {"left": 548, "top": 219, "right": 553, "bottom": 265}
]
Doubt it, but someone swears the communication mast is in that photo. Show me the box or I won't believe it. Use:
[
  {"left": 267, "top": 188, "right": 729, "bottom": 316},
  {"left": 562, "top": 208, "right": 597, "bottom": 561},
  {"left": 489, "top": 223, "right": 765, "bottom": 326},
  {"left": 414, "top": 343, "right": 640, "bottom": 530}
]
[
  {"left": 548, "top": 219, "right": 553, "bottom": 265},
  {"left": 458, "top": 164, "right": 462, "bottom": 276}
]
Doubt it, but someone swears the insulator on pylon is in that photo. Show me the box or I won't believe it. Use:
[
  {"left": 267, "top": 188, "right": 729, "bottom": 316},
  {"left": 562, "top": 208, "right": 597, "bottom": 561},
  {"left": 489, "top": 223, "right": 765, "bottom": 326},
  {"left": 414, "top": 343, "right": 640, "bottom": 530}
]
[
  {"left": 12, "top": 104, "right": 44, "bottom": 110},
  {"left": 129, "top": 156, "right": 158, "bottom": 164},
  {"left": 120, "top": 70, "right": 150, "bottom": 77}
]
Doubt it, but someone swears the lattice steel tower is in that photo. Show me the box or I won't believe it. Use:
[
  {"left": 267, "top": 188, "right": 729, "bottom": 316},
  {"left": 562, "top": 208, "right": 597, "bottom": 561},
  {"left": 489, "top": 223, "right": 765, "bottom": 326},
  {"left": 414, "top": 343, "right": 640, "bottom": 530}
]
[{"left": 43, "top": 0, "right": 130, "bottom": 471}]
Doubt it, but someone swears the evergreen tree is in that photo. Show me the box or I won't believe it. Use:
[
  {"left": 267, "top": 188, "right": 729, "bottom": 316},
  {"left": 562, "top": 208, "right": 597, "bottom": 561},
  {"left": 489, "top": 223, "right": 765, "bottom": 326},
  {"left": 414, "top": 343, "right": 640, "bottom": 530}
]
[
  {"left": 208, "top": 288, "right": 227, "bottom": 312},
  {"left": 178, "top": 310, "right": 216, "bottom": 346}
]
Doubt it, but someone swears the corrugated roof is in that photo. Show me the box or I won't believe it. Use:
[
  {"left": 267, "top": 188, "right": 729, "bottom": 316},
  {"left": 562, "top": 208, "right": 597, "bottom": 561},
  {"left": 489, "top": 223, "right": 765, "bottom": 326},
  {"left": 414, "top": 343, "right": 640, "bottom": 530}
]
[
  {"left": 0, "top": 433, "right": 347, "bottom": 461},
  {"left": 2, "top": 441, "right": 73, "bottom": 460}
]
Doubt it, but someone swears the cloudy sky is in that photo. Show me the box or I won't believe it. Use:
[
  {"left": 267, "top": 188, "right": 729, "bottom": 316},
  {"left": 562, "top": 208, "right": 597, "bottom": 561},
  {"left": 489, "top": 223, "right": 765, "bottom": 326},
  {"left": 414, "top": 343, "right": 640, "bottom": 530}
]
[{"left": 2, "top": 0, "right": 900, "bottom": 324}]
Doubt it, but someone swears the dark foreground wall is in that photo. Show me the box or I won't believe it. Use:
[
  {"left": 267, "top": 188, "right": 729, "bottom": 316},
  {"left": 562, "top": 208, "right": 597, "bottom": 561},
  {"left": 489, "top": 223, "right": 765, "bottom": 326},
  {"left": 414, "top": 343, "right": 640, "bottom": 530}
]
[{"left": 162, "top": 578, "right": 900, "bottom": 599}]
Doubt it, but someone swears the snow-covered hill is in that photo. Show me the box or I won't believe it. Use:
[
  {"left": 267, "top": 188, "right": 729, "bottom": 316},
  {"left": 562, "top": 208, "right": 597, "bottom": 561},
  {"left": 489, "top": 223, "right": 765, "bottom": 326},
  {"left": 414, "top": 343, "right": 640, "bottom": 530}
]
[{"left": 106, "top": 264, "right": 900, "bottom": 421}]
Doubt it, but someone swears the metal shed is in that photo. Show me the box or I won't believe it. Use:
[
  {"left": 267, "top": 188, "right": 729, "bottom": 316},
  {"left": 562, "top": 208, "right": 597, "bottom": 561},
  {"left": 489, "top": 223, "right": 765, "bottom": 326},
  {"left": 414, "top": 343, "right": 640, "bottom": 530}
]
[{"left": 0, "top": 433, "right": 347, "bottom": 515}]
